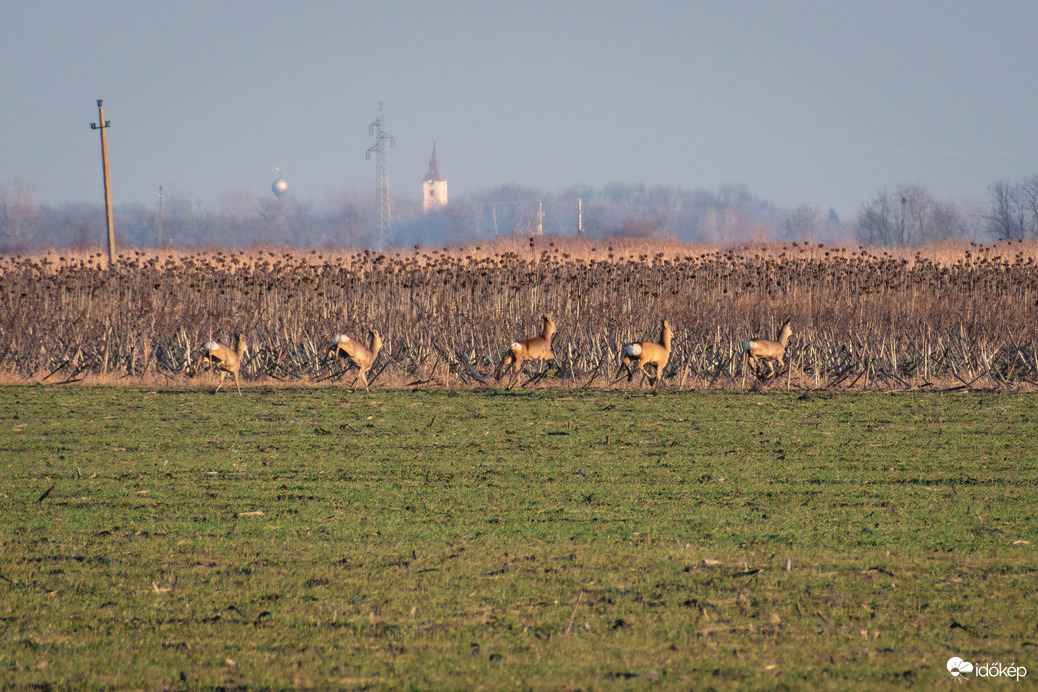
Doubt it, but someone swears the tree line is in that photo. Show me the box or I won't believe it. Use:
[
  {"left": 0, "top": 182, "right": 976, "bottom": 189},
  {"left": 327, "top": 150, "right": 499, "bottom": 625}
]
[{"left": 1, "top": 174, "right": 1035, "bottom": 252}]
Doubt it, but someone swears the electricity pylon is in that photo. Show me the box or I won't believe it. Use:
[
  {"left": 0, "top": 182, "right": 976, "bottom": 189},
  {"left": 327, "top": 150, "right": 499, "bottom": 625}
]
[{"left": 366, "top": 102, "right": 395, "bottom": 250}]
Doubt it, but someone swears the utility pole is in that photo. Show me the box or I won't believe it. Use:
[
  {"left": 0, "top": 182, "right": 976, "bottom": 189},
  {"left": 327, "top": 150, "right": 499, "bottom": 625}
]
[
  {"left": 366, "top": 102, "right": 395, "bottom": 250},
  {"left": 90, "top": 100, "right": 116, "bottom": 269},
  {"left": 157, "top": 186, "right": 164, "bottom": 246}
]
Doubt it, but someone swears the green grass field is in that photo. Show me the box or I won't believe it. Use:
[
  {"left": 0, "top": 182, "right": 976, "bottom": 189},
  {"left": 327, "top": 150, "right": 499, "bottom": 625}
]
[{"left": 1, "top": 385, "right": 1036, "bottom": 689}]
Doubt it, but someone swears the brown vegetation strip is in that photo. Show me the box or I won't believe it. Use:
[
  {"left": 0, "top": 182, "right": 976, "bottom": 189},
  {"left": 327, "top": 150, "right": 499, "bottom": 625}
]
[{"left": 3, "top": 237, "right": 1038, "bottom": 390}]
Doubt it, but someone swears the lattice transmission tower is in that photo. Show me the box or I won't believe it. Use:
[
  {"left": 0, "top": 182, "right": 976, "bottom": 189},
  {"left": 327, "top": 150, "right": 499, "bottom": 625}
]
[{"left": 366, "top": 102, "right": 395, "bottom": 250}]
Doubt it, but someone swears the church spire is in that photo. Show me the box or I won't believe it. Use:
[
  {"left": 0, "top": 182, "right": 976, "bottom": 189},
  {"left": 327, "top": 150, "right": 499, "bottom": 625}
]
[
  {"left": 421, "top": 141, "right": 448, "bottom": 213},
  {"left": 423, "top": 142, "right": 444, "bottom": 182}
]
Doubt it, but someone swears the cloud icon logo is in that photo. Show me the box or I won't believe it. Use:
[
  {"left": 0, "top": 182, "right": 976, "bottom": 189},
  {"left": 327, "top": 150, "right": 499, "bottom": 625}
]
[{"left": 947, "top": 657, "right": 974, "bottom": 677}]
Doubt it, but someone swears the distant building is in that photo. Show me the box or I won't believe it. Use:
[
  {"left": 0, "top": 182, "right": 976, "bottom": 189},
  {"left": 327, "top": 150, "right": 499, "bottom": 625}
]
[{"left": 422, "top": 143, "right": 447, "bottom": 213}]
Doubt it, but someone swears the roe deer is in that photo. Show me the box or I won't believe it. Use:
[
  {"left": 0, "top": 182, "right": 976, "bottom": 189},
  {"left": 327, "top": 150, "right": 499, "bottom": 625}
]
[
  {"left": 742, "top": 320, "right": 792, "bottom": 383},
  {"left": 330, "top": 329, "right": 383, "bottom": 392},
  {"left": 616, "top": 319, "right": 673, "bottom": 390},
  {"left": 199, "top": 333, "right": 247, "bottom": 395},
  {"left": 495, "top": 314, "right": 556, "bottom": 390}
]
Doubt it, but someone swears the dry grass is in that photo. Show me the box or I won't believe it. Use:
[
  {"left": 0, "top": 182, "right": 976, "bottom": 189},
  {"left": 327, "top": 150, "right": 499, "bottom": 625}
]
[{"left": 3, "top": 238, "right": 1038, "bottom": 390}]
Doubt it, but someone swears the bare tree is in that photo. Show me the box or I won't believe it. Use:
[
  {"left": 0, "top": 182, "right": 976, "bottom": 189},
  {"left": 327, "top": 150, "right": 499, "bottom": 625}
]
[
  {"left": 780, "top": 203, "right": 822, "bottom": 242},
  {"left": 856, "top": 187, "right": 898, "bottom": 246},
  {"left": 1021, "top": 175, "right": 1038, "bottom": 238},
  {"left": 987, "top": 180, "right": 1024, "bottom": 240},
  {"left": 986, "top": 176, "right": 1038, "bottom": 240},
  {"left": 0, "top": 179, "right": 39, "bottom": 250},
  {"left": 900, "top": 183, "right": 931, "bottom": 244},
  {"left": 330, "top": 193, "right": 364, "bottom": 248},
  {"left": 856, "top": 183, "right": 962, "bottom": 246},
  {"left": 929, "top": 200, "right": 963, "bottom": 242}
]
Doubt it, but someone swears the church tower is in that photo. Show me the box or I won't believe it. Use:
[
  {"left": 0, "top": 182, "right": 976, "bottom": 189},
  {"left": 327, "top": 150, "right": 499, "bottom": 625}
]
[{"left": 422, "top": 143, "right": 448, "bottom": 213}]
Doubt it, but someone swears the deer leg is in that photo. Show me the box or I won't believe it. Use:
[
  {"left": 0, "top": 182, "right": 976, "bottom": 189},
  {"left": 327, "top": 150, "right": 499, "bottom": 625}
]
[
  {"left": 214, "top": 370, "right": 226, "bottom": 394},
  {"left": 498, "top": 351, "right": 519, "bottom": 385},
  {"left": 749, "top": 355, "right": 764, "bottom": 381},
  {"left": 621, "top": 358, "right": 634, "bottom": 383},
  {"left": 615, "top": 358, "right": 628, "bottom": 382},
  {"left": 526, "top": 358, "right": 554, "bottom": 388},
  {"left": 234, "top": 371, "right": 242, "bottom": 396},
  {"left": 639, "top": 363, "right": 651, "bottom": 388},
  {"left": 520, "top": 360, "right": 538, "bottom": 389}
]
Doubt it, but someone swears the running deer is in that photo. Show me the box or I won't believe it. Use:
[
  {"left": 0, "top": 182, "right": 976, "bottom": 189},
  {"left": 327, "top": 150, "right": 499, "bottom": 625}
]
[
  {"left": 741, "top": 320, "right": 792, "bottom": 383},
  {"left": 616, "top": 319, "right": 673, "bottom": 389},
  {"left": 495, "top": 314, "right": 556, "bottom": 389},
  {"left": 329, "top": 329, "right": 383, "bottom": 392},
  {"left": 199, "top": 333, "right": 247, "bottom": 395}
]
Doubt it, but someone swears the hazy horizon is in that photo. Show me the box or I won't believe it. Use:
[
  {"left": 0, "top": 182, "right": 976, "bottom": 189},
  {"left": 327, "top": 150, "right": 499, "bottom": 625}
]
[{"left": 3, "top": 1, "right": 1037, "bottom": 220}]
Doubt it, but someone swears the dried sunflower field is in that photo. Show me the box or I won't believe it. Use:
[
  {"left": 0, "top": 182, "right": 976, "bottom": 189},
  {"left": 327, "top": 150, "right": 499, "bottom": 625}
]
[{"left": 2, "top": 237, "right": 1037, "bottom": 390}]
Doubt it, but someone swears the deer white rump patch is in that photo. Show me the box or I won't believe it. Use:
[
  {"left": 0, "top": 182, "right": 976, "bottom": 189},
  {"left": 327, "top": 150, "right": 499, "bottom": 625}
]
[
  {"left": 203, "top": 341, "right": 218, "bottom": 352},
  {"left": 742, "top": 341, "right": 757, "bottom": 352},
  {"left": 510, "top": 341, "right": 523, "bottom": 351},
  {"left": 624, "top": 343, "right": 643, "bottom": 358},
  {"left": 332, "top": 334, "right": 352, "bottom": 346}
]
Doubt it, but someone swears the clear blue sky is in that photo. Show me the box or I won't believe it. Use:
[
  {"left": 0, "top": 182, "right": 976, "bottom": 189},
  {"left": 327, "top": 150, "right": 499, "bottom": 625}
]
[{"left": 3, "top": 0, "right": 1036, "bottom": 219}]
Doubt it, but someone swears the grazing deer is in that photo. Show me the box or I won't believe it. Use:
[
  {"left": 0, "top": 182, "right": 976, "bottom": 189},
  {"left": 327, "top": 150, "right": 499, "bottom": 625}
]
[
  {"left": 616, "top": 319, "right": 673, "bottom": 390},
  {"left": 329, "top": 329, "right": 383, "bottom": 392},
  {"left": 742, "top": 320, "right": 792, "bottom": 382},
  {"left": 495, "top": 314, "right": 556, "bottom": 389},
  {"left": 199, "top": 333, "right": 247, "bottom": 395}
]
